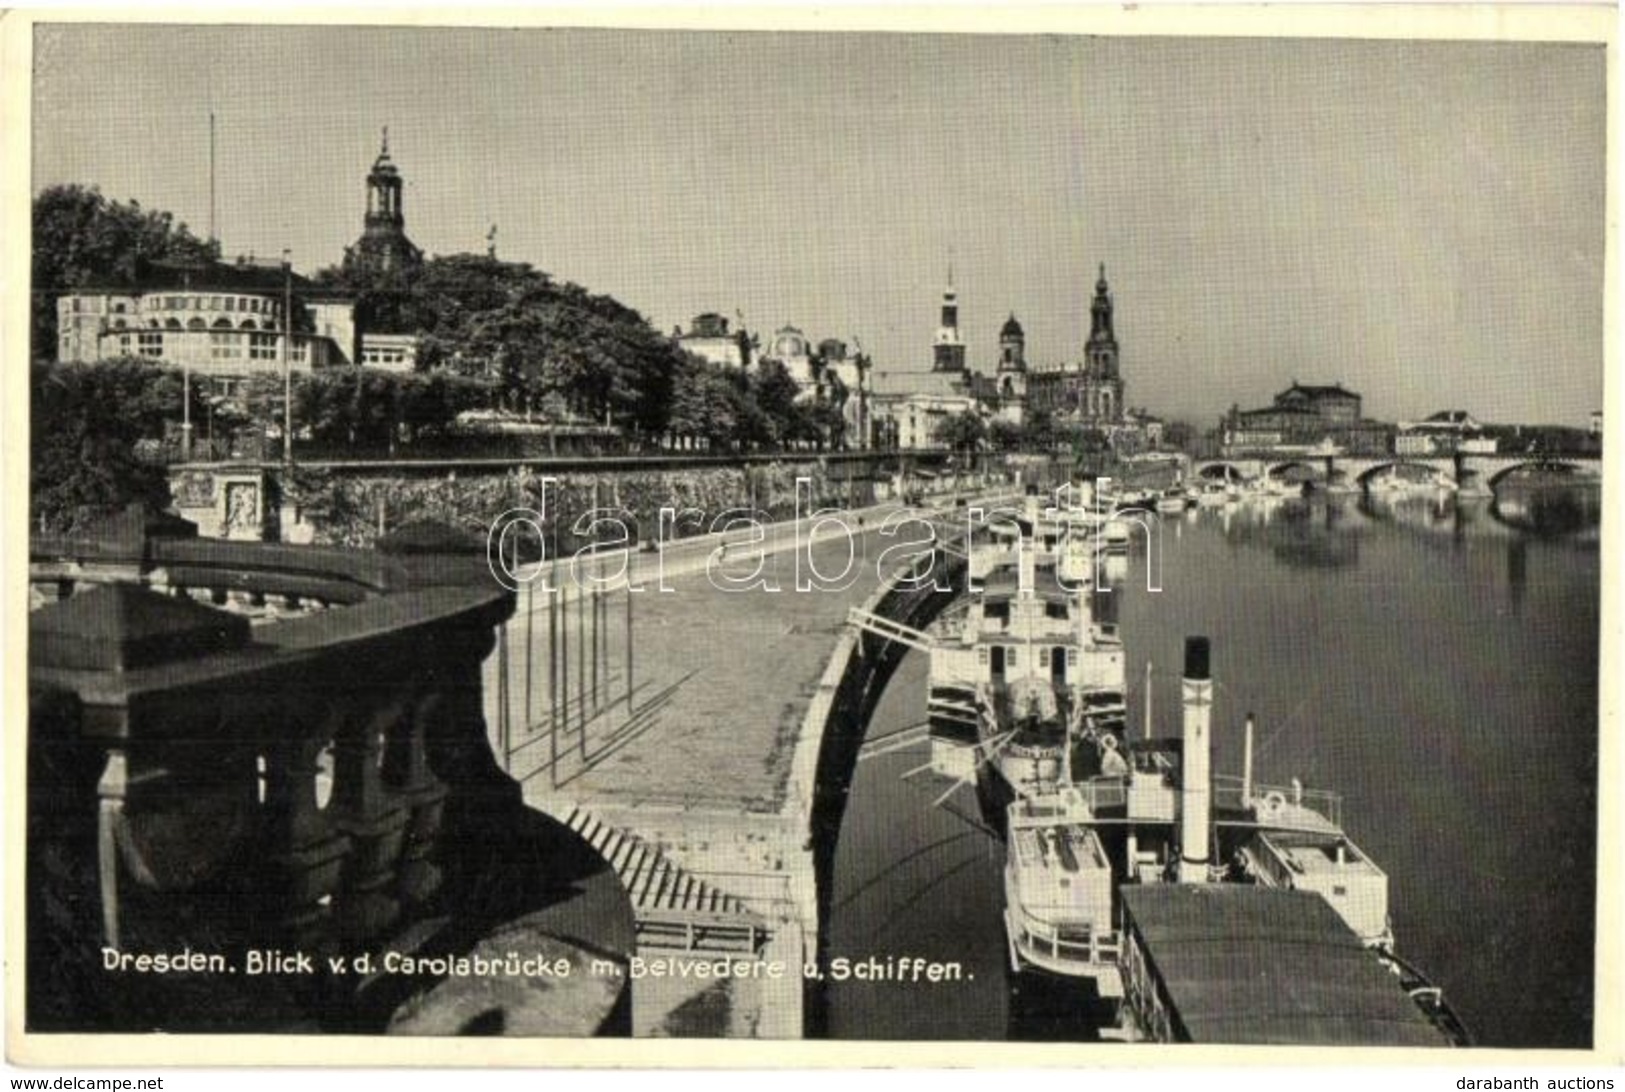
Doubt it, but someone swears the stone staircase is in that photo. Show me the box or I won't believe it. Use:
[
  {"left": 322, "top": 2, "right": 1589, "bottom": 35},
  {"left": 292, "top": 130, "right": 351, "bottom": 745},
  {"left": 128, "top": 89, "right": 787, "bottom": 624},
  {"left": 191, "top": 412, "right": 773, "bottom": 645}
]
[{"left": 560, "top": 804, "right": 766, "bottom": 953}]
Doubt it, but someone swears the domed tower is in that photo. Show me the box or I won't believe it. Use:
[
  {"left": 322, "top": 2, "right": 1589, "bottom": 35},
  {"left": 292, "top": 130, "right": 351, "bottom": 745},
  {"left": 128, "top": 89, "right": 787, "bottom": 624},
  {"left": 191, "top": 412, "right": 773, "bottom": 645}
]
[
  {"left": 997, "top": 312, "right": 1028, "bottom": 426},
  {"left": 348, "top": 128, "right": 423, "bottom": 276},
  {"left": 932, "top": 276, "right": 967, "bottom": 374},
  {"left": 998, "top": 313, "right": 1027, "bottom": 372}
]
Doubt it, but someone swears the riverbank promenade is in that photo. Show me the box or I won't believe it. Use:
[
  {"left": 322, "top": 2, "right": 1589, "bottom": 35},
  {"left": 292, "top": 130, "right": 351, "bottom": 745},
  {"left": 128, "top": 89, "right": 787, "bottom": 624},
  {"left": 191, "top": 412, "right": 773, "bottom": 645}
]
[{"left": 478, "top": 495, "right": 971, "bottom": 1035}]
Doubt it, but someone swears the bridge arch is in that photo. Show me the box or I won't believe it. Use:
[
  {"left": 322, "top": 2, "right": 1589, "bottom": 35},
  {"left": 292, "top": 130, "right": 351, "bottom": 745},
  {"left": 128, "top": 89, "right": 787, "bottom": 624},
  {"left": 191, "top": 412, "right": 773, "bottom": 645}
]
[
  {"left": 1264, "top": 460, "right": 1325, "bottom": 481},
  {"left": 1484, "top": 459, "right": 1597, "bottom": 489},
  {"left": 1196, "top": 461, "right": 1249, "bottom": 483},
  {"left": 1354, "top": 460, "right": 1454, "bottom": 486}
]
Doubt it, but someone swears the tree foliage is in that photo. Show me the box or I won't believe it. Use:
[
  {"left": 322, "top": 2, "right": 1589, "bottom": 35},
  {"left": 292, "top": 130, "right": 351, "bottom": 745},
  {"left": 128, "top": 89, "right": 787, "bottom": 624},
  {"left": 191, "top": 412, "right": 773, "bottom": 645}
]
[
  {"left": 314, "top": 254, "right": 679, "bottom": 437},
  {"left": 988, "top": 419, "right": 1024, "bottom": 452},
  {"left": 30, "top": 358, "right": 206, "bottom": 532},
  {"left": 293, "top": 369, "right": 495, "bottom": 451},
  {"left": 935, "top": 410, "right": 987, "bottom": 453}
]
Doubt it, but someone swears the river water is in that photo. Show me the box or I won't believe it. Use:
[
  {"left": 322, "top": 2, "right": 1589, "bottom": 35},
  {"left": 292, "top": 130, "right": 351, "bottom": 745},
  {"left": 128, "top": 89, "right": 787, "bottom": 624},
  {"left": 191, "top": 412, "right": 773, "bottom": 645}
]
[{"left": 824, "top": 483, "right": 1601, "bottom": 1048}]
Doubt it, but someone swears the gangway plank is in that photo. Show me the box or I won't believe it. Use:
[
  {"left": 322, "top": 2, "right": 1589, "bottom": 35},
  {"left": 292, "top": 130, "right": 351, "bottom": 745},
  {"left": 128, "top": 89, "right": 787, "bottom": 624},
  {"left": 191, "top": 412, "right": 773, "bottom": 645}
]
[{"left": 847, "top": 607, "right": 936, "bottom": 653}]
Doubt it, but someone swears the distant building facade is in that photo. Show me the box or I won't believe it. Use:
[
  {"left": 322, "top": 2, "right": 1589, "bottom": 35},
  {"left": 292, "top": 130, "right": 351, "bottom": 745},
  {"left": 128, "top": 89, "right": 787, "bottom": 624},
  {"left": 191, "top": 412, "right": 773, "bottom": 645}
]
[
  {"left": 54, "top": 139, "right": 449, "bottom": 382},
  {"left": 358, "top": 332, "right": 419, "bottom": 372},
  {"left": 1223, "top": 381, "right": 1388, "bottom": 455},
  {"left": 676, "top": 312, "right": 751, "bottom": 369},
  {"left": 1395, "top": 411, "right": 1496, "bottom": 455},
  {"left": 1026, "top": 266, "right": 1124, "bottom": 429},
  {"left": 869, "top": 371, "right": 978, "bottom": 451}
]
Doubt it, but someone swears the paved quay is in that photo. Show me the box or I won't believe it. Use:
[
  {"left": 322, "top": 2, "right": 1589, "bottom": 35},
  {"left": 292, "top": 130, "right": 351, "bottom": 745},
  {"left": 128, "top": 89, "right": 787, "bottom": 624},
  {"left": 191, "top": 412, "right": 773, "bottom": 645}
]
[
  {"left": 478, "top": 496, "right": 970, "bottom": 1035},
  {"left": 491, "top": 510, "right": 897, "bottom": 810}
]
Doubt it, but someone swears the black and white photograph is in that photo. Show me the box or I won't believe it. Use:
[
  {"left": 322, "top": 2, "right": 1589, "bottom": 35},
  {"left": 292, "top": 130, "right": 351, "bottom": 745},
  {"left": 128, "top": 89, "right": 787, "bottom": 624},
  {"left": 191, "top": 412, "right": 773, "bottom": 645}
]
[{"left": 8, "top": 7, "right": 1615, "bottom": 1068}]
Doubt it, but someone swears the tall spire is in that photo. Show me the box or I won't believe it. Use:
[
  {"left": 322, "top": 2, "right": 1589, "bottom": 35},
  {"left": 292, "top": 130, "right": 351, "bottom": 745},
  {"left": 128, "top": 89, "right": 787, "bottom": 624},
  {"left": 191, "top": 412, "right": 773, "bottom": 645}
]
[
  {"left": 933, "top": 260, "right": 966, "bottom": 374},
  {"left": 381, "top": 124, "right": 390, "bottom": 158},
  {"left": 1087, "top": 259, "right": 1119, "bottom": 380},
  {"left": 1091, "top": 264, "right": 1114, "bottom": 340}
]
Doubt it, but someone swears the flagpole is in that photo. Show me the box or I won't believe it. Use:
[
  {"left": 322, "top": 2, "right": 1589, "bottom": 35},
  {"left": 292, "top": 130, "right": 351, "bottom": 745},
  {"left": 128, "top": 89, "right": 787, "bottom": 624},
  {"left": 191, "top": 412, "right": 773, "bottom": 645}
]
[{"left": 281, "top": 249, "right": 293, "bottom": 468}]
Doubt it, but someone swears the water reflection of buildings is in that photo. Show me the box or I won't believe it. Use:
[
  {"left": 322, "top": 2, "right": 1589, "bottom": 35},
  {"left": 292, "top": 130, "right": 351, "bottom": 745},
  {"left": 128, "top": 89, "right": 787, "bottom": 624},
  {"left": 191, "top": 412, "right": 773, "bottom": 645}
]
[
  {"left": 1358, "top": 482, "right": 1601, "bottom": 544},
  {"left": 1199, "top": 480, "right": 1600, "bottom": 580},
  {"left": 1214, "top": 497, "right": 1361, "bottom": 569}
]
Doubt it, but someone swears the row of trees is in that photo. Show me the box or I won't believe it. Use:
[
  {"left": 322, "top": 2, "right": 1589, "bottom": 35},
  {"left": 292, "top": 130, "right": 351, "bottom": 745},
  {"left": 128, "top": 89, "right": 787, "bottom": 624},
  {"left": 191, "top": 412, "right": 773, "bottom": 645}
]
[
  {"left": 30, "top": 359, "right": 508, "bottom": 530},
  {"left": 934, "top": 408, "right": 1076, "bottom": 455},
  {"left": 935, "top": 408, "right": 1198, "bottom": 457},
  {"left": 313, "top": 252, "right": 853, "bottom": 450}
]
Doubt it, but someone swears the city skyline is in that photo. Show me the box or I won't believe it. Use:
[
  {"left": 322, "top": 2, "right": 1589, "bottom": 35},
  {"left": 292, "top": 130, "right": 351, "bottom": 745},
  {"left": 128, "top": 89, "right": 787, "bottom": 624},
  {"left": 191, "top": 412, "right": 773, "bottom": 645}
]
[{"left": 32, "top": 24, "right": 1606, "bottom": 428}]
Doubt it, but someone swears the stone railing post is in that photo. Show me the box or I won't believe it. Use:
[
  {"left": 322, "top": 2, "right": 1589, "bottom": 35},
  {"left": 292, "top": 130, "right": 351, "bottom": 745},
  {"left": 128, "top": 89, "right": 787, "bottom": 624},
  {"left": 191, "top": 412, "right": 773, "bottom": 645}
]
[
  {"left": 261, "top": 726, "right": 353, "bottom": 953},
  {"left": 386, "top": 691, "right": 449, "bottom": 909},
  {"left": 329, "top": 698, "right": 410, "bottom": 945}
]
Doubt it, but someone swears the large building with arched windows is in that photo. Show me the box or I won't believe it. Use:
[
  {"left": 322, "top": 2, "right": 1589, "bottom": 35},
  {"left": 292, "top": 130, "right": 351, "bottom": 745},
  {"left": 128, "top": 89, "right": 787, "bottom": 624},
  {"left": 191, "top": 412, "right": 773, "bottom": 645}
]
[
  {"left": 55, "top": 258, "right": 357, "bottom": 378},
  {"left": 52, "top": 136, "right": 435, "bottom": 381}
]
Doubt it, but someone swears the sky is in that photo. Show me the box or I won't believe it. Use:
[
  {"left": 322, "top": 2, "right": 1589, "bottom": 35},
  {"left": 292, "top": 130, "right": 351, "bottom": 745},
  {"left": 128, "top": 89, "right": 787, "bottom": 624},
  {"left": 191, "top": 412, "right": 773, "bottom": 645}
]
[{"left": 31, "top": 23, "right": 1607, "bottom": 427}]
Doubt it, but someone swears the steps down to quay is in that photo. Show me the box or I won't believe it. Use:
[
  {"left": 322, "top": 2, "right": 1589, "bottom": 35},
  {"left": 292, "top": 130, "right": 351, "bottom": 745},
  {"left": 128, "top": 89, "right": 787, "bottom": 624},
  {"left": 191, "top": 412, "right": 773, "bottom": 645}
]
[{"left": 560, "top": 805, "right": 768, "bottom": 954}]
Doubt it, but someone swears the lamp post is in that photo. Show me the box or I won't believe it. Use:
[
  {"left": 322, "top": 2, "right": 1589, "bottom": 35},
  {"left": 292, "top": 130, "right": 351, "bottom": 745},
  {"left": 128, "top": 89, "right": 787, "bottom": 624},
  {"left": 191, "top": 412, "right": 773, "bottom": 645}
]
[
  {"left": 281, "top": 248, "right": 293, "bottom": 468},
  {"left": 181, "top": 364, "right": 193, "bottom": 461}
]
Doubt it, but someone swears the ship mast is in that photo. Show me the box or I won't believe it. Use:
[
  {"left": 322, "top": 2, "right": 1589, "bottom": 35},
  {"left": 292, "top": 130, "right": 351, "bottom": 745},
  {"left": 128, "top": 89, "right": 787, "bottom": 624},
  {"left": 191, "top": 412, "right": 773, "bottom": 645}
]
[{"left": 1144, "top": 659, "right": 1154, "bottom": 739}]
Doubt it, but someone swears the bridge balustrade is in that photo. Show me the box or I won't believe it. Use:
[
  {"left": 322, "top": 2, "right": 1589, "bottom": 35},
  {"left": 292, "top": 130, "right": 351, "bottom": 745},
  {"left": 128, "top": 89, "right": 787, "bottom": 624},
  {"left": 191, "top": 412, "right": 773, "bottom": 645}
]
[{"left": 26, "top": 508, "right": 632, "bottom": 1035}]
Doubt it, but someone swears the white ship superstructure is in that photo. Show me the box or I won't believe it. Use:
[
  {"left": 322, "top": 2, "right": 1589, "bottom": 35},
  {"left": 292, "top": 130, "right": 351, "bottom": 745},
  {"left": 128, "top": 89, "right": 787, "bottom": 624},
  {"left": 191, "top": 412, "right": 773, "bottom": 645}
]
[{"left": 927, "top": 494, "right": 1127, "bottom": 804}]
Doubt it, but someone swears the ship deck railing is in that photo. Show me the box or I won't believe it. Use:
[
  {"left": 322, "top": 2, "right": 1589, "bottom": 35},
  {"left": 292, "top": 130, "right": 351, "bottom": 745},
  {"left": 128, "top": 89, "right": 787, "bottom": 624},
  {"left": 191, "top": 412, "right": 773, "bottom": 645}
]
[
  {"left": 1212, "top": 775, "right": 1343, "bottom": 831},
  {"left": 1018, "top": 775, "right": 1344, "bottom": 831},
  {"left": 1006, "top": 903, "right": 1120, "bottom": 975}
]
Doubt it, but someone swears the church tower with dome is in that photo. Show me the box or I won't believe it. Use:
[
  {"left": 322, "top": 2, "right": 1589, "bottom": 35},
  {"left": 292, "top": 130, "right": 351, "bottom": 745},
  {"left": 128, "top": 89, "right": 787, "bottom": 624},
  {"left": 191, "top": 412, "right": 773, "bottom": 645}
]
[
  {"left": 995, "top": 313, "right": 1028, "bottom": 425},
  {"left": 346, "top": 128, "right": 423, "bottom": 276}
]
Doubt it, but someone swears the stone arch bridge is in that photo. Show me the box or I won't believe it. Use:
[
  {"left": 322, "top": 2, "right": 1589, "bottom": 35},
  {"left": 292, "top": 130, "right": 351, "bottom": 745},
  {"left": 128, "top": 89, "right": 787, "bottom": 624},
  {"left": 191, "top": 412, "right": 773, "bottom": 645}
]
[{"left": 1194, "top": 452, "right": 1602, "bottom": 491}]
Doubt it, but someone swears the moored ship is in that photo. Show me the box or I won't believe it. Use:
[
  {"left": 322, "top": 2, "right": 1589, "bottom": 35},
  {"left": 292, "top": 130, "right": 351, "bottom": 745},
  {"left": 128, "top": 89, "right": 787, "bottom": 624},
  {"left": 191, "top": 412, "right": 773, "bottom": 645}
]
[
  {"left": 925, "top": 493, "right": 1128, "bottom": 830},
  {"left": 999, "top": 636, "right": 1471, "bottom": 1045}
]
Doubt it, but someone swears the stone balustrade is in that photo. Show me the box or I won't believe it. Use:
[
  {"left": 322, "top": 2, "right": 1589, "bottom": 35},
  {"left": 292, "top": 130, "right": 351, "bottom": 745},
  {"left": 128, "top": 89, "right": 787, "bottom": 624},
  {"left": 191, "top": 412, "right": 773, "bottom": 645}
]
[{"left": 27, "top": 507, "right": 632, "bottom": 1036}]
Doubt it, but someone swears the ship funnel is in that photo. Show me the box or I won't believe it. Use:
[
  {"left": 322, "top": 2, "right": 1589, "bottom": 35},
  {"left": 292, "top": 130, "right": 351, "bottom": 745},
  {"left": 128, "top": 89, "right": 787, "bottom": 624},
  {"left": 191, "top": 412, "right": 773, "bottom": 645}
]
[{"left": 1178, "top": 637, "right": 1213, "bottom": 884}]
